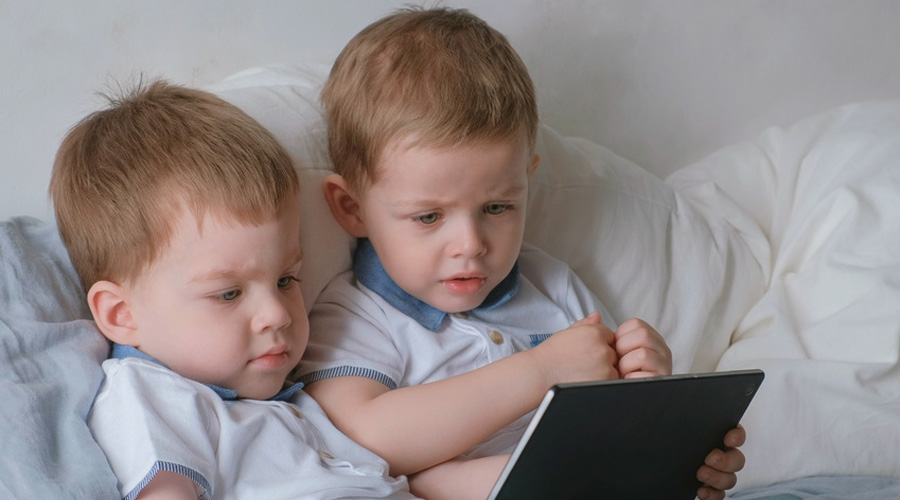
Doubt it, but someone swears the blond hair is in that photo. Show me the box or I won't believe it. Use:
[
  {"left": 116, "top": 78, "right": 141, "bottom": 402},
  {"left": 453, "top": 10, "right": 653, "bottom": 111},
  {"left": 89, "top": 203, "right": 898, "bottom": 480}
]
[
  {"left": 50, "top": 79, "right": 298, "bottom": 291},
  {"left": 322, "top": 6, "right": 538, "bottom": 192}
]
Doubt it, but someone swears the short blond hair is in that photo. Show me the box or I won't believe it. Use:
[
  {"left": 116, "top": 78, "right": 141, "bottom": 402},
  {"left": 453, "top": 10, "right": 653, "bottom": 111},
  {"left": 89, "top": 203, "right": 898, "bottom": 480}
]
[
  {"left": 50, "top": 79, "right": 298, "bottom": 291},
  {"left": 322, "top": 6, "right": 538, "bottom": 192}
]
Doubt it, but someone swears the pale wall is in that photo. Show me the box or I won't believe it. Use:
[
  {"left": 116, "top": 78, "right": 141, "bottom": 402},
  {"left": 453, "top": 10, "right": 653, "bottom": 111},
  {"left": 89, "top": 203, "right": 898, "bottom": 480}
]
[{"left": 2, "top": 0, "right": 899, "bottom": 220}]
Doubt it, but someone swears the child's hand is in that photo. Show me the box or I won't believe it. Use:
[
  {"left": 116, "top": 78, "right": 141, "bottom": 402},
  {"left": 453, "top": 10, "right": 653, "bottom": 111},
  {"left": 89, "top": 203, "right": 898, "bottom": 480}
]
[
  {"left": 696, "top": 425, "right": 747, "bottom": 500},
  {"left": 528, "top": 312, "right": 619, "bottom": 388},
  {"left": 613, "top": 318, "right": 672, "bottom": 378}
]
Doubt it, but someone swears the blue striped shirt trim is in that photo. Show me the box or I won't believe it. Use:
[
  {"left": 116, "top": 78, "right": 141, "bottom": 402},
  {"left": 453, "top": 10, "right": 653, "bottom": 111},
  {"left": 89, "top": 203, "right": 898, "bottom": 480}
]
[
  {"left": 124, "top": 460, "right": 211, "bottom": 500},
  {"left": 299, "top": 366, "right": 398, "bottom": 391},
  {"left": 529, "top": 333, "right": 553, "bottom": 347}
]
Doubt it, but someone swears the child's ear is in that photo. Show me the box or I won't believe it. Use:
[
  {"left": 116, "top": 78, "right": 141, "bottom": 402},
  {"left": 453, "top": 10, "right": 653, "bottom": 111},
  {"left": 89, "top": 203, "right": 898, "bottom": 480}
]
[
  {"left": 322, "top": 173, "right": 368, "bottom": 238},
  {"left": 87, "top": 280, "right": 139, "bottom": 346},
  {"left": 528, "top": 153, "right": 541, "bottom": 177}
]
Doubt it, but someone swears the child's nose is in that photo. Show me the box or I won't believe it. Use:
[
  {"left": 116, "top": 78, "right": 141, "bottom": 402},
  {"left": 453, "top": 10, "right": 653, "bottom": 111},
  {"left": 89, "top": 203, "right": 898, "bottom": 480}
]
[
  {"left": 451, "top": 219, "right": 487, "bottom": 258},
  {"left": 252, "top": 293, "right": 293, "bottom": 333}
]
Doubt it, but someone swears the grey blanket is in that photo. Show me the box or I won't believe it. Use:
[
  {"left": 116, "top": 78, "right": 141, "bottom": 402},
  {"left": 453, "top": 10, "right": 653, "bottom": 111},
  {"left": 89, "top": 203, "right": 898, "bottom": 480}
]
[{"left": 0, "top": 216, "right": 117, "bottom": 499}]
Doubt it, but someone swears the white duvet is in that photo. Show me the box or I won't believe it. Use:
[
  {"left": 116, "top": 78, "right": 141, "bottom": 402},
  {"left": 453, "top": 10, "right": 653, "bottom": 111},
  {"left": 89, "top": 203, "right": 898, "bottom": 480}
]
[{"left": 669, "top": 101, "right": 900, "bottom": 487}]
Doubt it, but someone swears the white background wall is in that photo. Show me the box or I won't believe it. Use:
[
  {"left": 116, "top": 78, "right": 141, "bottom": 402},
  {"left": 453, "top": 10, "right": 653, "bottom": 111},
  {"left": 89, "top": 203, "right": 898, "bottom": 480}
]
[{"left": 2, "top": 0, "right": 899, "bottom": 221}]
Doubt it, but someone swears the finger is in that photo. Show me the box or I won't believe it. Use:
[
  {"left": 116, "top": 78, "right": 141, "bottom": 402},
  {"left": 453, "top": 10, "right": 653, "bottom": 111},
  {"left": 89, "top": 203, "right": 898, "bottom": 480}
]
[
  {"left": 617, "top": 348, "right": 669, "bottom": 377},
  {"left": 697, "top": 464, "right": 737, "bottom": 492},
  {"left": 612, "top": 317, "right": 651, "bottom": 341},
  {"left": 705, "top": 446, "right": 745, "bottom": 474},
  {"left": 723, "top": 424, "right": 746, "bottom": 448},
  {"left": 569, "top": 315, "right": 617, "bottom": 346},
  {"left": 569, "top": 311, "right": 602, "bottom": 328},
  {"left": 696, "top": 485, "right": 725, "bottom": 500},
  {"left": 613, "top": 321, "right": 668, "bottom": 355},
  {"left": 616, "top": 348, "right": 670, "bottom": 375}
]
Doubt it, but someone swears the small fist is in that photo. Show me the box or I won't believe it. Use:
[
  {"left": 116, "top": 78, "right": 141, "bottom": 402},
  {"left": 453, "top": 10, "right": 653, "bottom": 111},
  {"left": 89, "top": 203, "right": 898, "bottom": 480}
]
[{"left": 613, "top": 318, "right": 672, "bottom": 378}]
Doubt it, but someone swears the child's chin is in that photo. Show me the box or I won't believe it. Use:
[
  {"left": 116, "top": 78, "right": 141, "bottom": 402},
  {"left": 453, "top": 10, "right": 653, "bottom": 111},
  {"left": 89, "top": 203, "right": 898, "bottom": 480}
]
[
  {"left": 235, "top": 380, "right": 287, "bottom": 400},
  {"left": 433, "top": 296, "right": 487, "bottom": 315}
]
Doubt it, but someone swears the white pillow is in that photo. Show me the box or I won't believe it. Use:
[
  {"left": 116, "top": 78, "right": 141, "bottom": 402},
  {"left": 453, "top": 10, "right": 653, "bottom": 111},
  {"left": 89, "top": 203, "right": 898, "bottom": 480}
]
[
  {"left": 209, "top": 64, "right": 765, "bottom": 373},
  {"left": 526, "top": 126, "right": 764, "bottom": 372}
]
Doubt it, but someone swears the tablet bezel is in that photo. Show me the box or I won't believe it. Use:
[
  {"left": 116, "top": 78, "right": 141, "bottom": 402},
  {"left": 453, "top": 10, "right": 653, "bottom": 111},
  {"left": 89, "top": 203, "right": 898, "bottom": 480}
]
[{"left": 487, "top": 369, "right": 765, "bottom": 500}]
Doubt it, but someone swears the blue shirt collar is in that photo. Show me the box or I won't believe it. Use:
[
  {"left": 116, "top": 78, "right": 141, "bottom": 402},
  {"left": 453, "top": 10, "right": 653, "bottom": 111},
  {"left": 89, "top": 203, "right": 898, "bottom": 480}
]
[
  {"left": 353, "top": 238, "right": 520, "bottom": 331},
  {"left": 111, "top": 344, "right": 304, "bottom": 402}
]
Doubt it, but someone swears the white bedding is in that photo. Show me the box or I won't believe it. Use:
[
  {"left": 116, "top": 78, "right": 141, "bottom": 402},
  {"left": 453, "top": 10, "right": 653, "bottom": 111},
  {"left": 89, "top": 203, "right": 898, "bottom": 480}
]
[
  {"left": 670, "top": 101, "right": 900, "bottom": 487},
  {"left": 2, "top": 63, "right": 899, "bottom": 497}
]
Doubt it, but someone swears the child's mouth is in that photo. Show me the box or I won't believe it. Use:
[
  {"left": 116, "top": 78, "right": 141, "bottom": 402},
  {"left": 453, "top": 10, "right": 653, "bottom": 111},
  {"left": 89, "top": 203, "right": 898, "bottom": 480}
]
[
  {"left": 251, "top": 347, "right": 290, "bottom": 368},
  {"left": 442, "top": 276, "right": 486, "bottom": 295}
]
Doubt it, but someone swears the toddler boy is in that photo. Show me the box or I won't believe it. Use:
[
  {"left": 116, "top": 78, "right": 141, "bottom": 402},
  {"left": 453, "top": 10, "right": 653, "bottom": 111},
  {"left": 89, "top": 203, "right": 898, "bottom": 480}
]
[
  {"left": 297, "top": 7, "right": 745, "bottom": 500},
  {"left": 50, "top": 80, "right": 416, "bottom": 500}
]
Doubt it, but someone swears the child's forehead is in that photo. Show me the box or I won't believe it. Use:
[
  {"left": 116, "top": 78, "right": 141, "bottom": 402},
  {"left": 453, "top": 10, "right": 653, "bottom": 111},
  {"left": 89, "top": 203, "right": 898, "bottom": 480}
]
[
  {"left": 375, "top": 133, "right": 531, "bottom": 169},
  {"left": 365, "top": 137, "right": 532, "bottom": 194},
  {"left": 386, "top": 129, "right": 530, "bottom": 151},
  {"left": 159, "top": 199, "right": 301, "bottom": 264},
  {"left": 170, "top": 194, "right": 295, "bottom": 231},
  {"left": 155, "top": 198, "right": 298, "bottom": 260}
]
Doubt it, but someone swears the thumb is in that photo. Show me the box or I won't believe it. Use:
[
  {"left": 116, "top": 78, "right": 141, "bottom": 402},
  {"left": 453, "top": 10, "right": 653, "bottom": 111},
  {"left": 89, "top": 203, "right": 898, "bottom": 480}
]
[{"left": 570, "top": 311, "right": 602, "bottom": 327}]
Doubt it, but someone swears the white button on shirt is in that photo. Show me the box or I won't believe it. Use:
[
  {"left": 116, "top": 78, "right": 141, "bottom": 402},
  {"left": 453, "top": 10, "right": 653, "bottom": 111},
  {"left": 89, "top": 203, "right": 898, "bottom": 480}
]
[{"left": 299, "top": 243, "right": 614, "bottom": 459}]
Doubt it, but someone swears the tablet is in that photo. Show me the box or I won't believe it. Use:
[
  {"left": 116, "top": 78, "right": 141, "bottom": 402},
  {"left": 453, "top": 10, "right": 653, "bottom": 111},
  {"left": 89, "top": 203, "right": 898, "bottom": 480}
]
[{"left": 487, "top": 369, "right": 764, "bottom": 500}]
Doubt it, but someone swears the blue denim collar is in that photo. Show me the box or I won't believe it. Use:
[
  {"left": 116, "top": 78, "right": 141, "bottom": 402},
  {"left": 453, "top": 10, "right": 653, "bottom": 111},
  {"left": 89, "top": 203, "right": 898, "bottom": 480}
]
[
  {"left": 352, "top": 238, "right": 520, "bottom": 331},
  {"left": 111, "top": 344, "right": 303, "bottom": 401}
]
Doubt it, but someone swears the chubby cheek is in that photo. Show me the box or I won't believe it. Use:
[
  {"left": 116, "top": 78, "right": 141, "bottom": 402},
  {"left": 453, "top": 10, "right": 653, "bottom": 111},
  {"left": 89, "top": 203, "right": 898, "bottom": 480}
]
[
  {"left": 497, "top": 228, "right": 526, "bottom": 265},
  {"left": 162, "top": 318, "right": 244, "bottom": 380},
  {"left": 387, "top": 255, "right": 436, "bottom": 297},
  {"left": 178, "top": 341, "right": 248, "bottom": 387},
  {"left": 291, "top": 311, "right": 311, "bottom": 360}
]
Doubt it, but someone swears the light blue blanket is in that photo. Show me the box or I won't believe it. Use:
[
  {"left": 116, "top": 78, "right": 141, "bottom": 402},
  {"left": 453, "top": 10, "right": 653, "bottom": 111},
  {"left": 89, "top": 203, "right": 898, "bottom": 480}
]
[
  {"left": 0, "top": 217, "right": 118, "bottom": 499},
  {"left": 728, "top": 476, "right": 900, "bottom": 500}
]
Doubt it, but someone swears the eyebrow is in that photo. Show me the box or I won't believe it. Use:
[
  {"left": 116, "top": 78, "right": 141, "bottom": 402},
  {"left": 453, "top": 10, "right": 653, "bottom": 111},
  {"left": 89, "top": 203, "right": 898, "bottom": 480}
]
[
  {"left": 392, "top": 185, "right": 528, "bottom": 208},
  {"left": 190, "top": 248, "right": 304, "bottom": 284}
]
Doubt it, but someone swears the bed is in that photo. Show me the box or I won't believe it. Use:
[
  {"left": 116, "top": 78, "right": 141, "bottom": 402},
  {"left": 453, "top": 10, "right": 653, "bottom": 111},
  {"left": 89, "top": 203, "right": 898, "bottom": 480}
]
[{"left": 3, "top": 3, "right": 900, "bottom": 499}]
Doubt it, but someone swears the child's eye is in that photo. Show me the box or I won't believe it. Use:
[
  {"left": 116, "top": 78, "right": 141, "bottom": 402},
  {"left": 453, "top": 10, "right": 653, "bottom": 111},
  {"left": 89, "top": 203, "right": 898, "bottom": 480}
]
[
  {"left": 485, "top": 204, "right": 510, "bottom": 215},
  {"left": 219, "top": 289, "right": 241, "bottom": 302},
  {"left": 278, "top": 276, "right": 301, "bottom": 290},
  {"left": 416, "top": 212, "right": 441, "bottom": 225}
]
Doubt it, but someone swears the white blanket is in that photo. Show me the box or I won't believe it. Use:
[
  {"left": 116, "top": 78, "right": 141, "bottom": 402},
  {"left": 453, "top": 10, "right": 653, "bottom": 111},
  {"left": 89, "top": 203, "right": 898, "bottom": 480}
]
[{"left": 669, "top": 100, "right": 900, "bottom": 488}]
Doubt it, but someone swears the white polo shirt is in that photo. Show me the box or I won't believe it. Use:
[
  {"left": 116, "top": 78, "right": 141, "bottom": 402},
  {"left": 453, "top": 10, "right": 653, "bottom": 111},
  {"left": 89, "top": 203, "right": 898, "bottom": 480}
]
[
  {"left": 87, "top": 346, "right": 415, "bottom": 500},
  {"left": 298, "top": 240, "right": 614, "bottom": 458}
]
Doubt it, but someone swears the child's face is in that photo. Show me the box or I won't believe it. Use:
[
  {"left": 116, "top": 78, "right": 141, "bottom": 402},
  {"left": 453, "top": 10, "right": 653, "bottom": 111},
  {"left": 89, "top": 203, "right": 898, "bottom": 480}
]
[
  {"left": 124, "top": 197, "right": 307, "bottom": 399},
  {"left": 358, "top": 137, "right": 538, "bottom": 313}
]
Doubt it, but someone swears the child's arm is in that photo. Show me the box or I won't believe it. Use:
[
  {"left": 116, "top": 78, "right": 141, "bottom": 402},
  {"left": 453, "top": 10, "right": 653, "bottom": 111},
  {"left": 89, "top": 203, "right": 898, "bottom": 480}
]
[
  {"left": 407, "top": 430, "right": 747, "bottom": 500},
  {"left": 407, "top": 455, "right": 510, "bottom": 500},
  {"left": 304, "top": 313, "right": 618, "bottom": 476},
  {"left": 409, "top": 414, "right": 746, "bottom": 500},
  {"left": 135, "top": 471, "right": 197, "bottom": 500}
]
